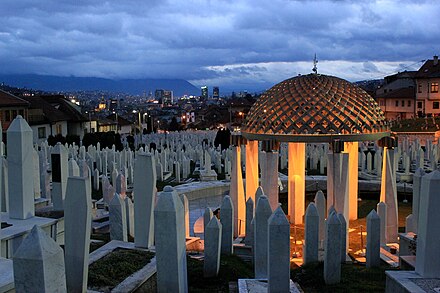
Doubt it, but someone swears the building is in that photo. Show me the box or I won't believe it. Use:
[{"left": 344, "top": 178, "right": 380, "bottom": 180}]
[
  {"left": 22, "top": 94, "right": 89, "bottom": 143},
  {"left": 155, "top": 89, "right": 164, "bottom": 103},
  {"left": 163, "top": 90, "right": 173, "bottom": 106},
  {"left": 376, "top": 71, "right": 416, "bottom": 96},
  {"left": 0, "top": 90, "right": 29, "bottom": 133},
  {"left": 97, "top": 96, "right": 106, "bottom": 111},
  {"left": 109, "top": 99, "right": 119, "bottom": 112},
  {"left": 213, "top": 86, "right": 219, "bottom": 99},
  {"left": 375, "top": 87, "right": 416, "bottom": 120},
  {"left": 201, "top": 86, "right": 208, "bottom": 100},
  {"left": 155, "top": 89, "right": 173, "bottom": 106},
  {"left": 415, "top": 55, "right": 440, "bottom": 117},
  {"left": 102, "top": 113, "right": 133, "bottom": 135}
]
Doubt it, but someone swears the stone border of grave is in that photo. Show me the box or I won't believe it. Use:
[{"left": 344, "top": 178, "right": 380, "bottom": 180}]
[
  {"left": 87, "top": 240, "right": 156, "bottom": 293},
  {"left": 237, "top": 279, "right": 302, "bottom": 293}
]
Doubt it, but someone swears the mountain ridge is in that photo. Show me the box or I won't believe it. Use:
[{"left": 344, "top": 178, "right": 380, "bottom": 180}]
[{"left": 0, "top": 74, "right": 199, "bottom": 96}]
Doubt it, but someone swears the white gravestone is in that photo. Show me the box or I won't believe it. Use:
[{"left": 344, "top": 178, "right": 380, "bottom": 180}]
[
  {"left": 204, "top": 216, "right": 222, "bottom": 278},
  {"left": 154, "top": 186, "right": 188, "bottom": 293},
  {"left": 64, "top": 177, "right": 92, "bottom": 293},
  {"left": 304, "top": 202, "right": 319, "bottom": 264},
  {"left": 220, "top": 195, "right": 234, "bottom": 255},
  {"left": 324, "top": 212, "right": 342, "bottom": 285},
  {"left": 366, "top": 210, "right": 381, "bottom": 268},
  {"left": 134, "top": 153, "right": 157, "bottom": 248},
  {"left": 13, "top": 225, "right": 67, "bottom": 292},
  {"left": 254, "top": 195, "right": 272, "bottom": 279},
  {"left": 268, "top": 206, "right": 290, "bottom": 293},
  {"left": 7, "top": 115, "right": 34, "bottom": 219},
  {"left": 109, "top": 193, "right": 128, "bottom": 242}
]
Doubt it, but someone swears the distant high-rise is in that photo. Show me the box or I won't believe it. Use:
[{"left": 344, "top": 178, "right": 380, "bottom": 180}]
[
  {"left": 213, "top": 86, "right": 219, "bottom": 99},
  {"left": 163, "top": 90, "right": 173, "bottom": 106},
  {"left": 155, "top": 89, "right": 173, "bottom": 106},
  {"left": 201, "top": 86, "right": 208, "bottom": 100},
  {"left": 155, "top": 89, "right": 164, "bottom": 103},
  {"left": 109, "top": 98, "right": 118, "bottom": 111}
]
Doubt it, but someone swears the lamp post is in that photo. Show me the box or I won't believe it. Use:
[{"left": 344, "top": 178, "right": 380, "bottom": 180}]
[
  {"left": 113, "top": 111, "right": 118, "bottom": 133},
  {"left": 85, "top": 111, "right": 92, "bottom": 133}
]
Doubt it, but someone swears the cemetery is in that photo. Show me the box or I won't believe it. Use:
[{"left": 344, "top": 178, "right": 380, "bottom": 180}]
[{"left": 1, "top": 73, "right": 440, "bottom": 292}]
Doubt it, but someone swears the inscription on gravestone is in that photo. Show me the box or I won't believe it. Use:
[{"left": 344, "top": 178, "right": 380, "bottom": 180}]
[{"left": 51, "top": 154, "right": 61, "bottom": 183}]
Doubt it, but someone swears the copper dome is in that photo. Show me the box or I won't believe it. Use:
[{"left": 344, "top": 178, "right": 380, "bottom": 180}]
[{"left": 242, "top": 74, "right": 389, "bottom": 142}]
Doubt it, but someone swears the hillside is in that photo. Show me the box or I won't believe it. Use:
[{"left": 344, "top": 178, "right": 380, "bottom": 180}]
[{"left": 0, "top": 74, "right": 199, "bottom": 96}]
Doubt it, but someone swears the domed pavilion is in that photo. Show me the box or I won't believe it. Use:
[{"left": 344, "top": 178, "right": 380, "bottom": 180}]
[{"left": 229, "top": 73, "right": 392, "bottom": 234}]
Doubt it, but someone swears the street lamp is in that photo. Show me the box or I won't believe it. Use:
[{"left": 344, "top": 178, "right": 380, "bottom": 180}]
[
  {"left": 132, "top": 110, "right": 141, "bottom": 133},
  {"left": 113, "top": 111, "right": 118, "bottom": 133},
  {"left": 85, "top": 111, "right": 92, "bottom": 133}
]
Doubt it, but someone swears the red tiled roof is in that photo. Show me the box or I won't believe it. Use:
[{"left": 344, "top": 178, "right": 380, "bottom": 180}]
[
  {"left": 376, "top": 87, "right": 415, "bottom": 99},
  {"left": 0, "top": 90, "right": 29, "bottom": 107},
  {"left": 21, "top": 95, "right": 69, "bottom": 123},
  {"left": 416, "top": 58, "right": 440, "bottom": 78}
]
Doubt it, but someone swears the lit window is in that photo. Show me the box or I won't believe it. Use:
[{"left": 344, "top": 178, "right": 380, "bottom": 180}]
[
  {"left": 433, "top": 102, "right": 439, "bottom": 109},
  {"left": 56, "top": 124, "right": 62, "bottom": 135},
  {"left": 431, "top": 82, "right": 439, "bottom": 93}
]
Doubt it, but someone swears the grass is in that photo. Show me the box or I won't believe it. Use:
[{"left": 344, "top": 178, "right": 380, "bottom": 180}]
[
  {"left": 291, "top": 262, "right": 396, "bottom": 293},
  {"left": 187, "top": 254, "right": 253, "bottom": 292},
  {"left": 88, "top": 248, "right": 155, "bottom": 292}
]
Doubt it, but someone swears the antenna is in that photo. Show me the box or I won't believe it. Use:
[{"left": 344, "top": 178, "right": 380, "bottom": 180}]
[{"left": 312, "top": 53, "right": 318, "bottom": 74}]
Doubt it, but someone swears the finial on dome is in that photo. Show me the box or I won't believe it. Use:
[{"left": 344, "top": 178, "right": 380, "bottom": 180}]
[{"left": 312, "top": 53, "right": 318, "bottom": 74}]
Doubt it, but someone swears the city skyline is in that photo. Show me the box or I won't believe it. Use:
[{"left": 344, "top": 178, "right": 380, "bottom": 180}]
[{"left": 0, "top": 0, "right": 438, "bottom": 91}]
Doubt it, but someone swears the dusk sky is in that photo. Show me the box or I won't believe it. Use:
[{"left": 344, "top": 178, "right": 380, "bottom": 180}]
[{"left": 0, "top": 0, "right": 438, "bottom": 91}]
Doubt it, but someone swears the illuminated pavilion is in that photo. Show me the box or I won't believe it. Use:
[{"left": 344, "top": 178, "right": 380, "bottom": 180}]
[{"left": 229, "top": 73, "right": 393, "bottom": 236}]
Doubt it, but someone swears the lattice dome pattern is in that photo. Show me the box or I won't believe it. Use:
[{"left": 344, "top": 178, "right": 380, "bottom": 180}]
[{"left": 243, "top": 74, "right": 387, "bottom": 136}]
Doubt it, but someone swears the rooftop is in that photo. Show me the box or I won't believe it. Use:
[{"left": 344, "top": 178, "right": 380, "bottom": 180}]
[{"left": 242, "top": 74, "right": 389, "bottom": 142}]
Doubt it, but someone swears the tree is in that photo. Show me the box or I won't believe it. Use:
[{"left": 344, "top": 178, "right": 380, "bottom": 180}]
[
  {"left": 214, "top": 128, "right": 231, "bottom": 150},
  {"left": 168, "top": 117, "right": 180, "bottom": 132}
]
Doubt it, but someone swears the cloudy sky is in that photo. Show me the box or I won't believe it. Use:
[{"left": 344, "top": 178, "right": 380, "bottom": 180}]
[{"left": 0, "top": 0, "right": 438, "bottom": 91}]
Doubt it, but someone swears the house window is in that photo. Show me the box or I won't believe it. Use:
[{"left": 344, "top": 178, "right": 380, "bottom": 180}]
[
  {"left": 38, "top": 127, "right": 46, "bottom": 139},
  {"left": 418, "top": 84, "right": 422, "bottom": 93},
  {"left": 401, "top": 100, "right": 405, "bottom": 107},
  {"left": 5, "top": 110, "right": 10, "bottom": 122},
  {"left": 395, "top": 100, "right": 399, "bottom": 107},
  {"left": 431, "top": 82, "right": 439, "bottom": 93},
  {"left": 12, "top": 110, "right": 17, "bottom": 119},
  {"left": 418, "top": 101, "right": 423, "bottom": 109},
  {"left": 433, "top": 102, "right": 439, "bottom": 109},
  {"left": 56, "top": 124, "right": 62, "bottom": 135},
  {"left": 19, "top": 109, "right": 24, "bottom": 117},
  {"left": 408, "top": 100, "right": 411, "bottom": 107}
]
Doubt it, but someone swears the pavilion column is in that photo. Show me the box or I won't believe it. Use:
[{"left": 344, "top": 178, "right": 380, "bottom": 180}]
[
  {"left": 327, "top": 140, "right": 349, "bottom": 221},
  {"left": 344, "top": 141, "right": 359, "bottom": 221},
  {"left": 261, "top": 140, "right": 280, "bottom": 211},
  {"left": 230, "top": 134, "right": 246, "bottom": 237},
  {"left": 245, "top": 140, "right": 259, "bottom": 203},
  {"left": 379, "top": 137, "right": 398, "bottom": 243},
  {"left": 288, "top": 142, "right": 305, "bottom": 224}
]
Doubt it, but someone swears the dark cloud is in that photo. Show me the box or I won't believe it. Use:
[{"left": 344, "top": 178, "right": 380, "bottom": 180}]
[{"left": 0, "top": 0, "right": 438, "bottom": 91}]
